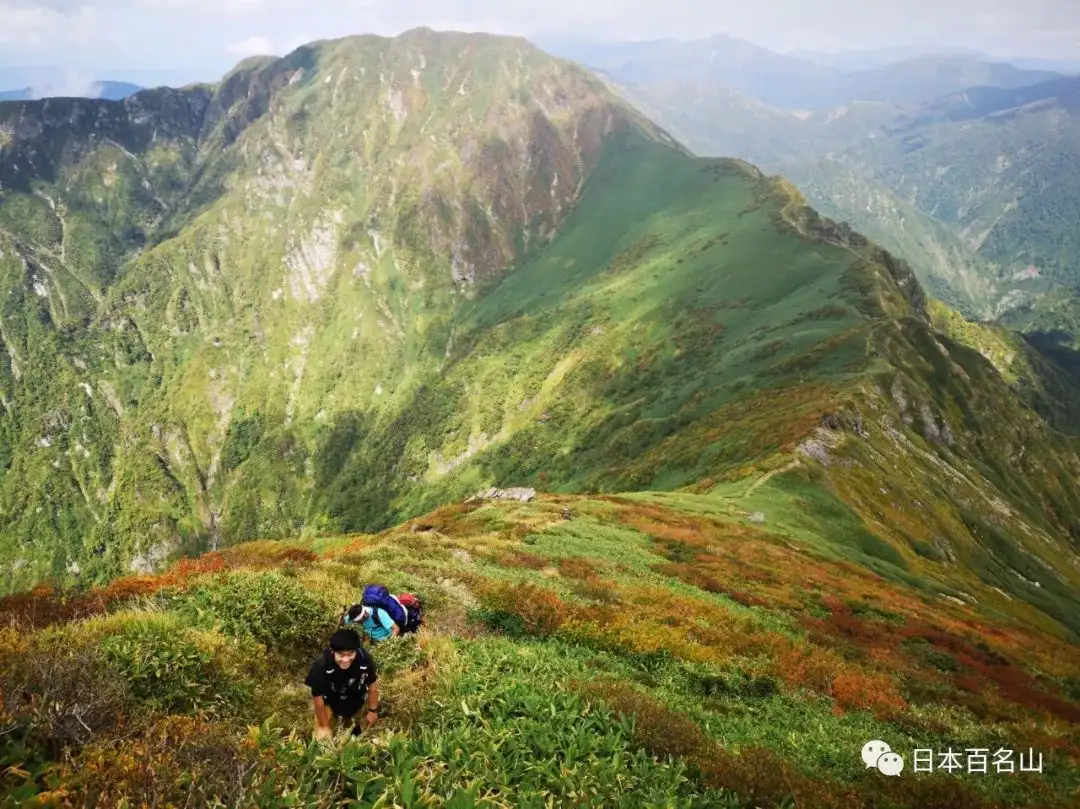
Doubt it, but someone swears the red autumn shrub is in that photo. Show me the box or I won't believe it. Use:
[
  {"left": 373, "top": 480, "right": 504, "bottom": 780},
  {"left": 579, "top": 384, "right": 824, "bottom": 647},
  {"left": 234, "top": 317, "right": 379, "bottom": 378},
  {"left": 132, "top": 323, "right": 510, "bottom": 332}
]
[
  {"left": 275, "top": 547, "right": 318, "bottom": 567},
  {"left": 558, "top": 556, "right": 600, "bottom": 581},
  {"left": 67, "top": 715, "right": 253, "bottom": 807},
  {"left": 727, "top": 590, "right": 768, "bottom": 608},
  {"left": 772, "top": 644, "right": 844, "bottom": 694},
  {"left": 0, "top": 585, "right": 77, "bottom": 630},
  {"left": 657, "top": 562, "right": 726, "bottom": 594},
  {"left": 575, "top": 679, "right": 710, "bottom": 760},
  {"left": 830, "top": 669, "right": 907, "bottom": 718},
  {"left": 169, "top": 552, "right": 230, "bottom": 578},
  {"left": 479, "top": 581, "right": 567, "bottom": 637}
]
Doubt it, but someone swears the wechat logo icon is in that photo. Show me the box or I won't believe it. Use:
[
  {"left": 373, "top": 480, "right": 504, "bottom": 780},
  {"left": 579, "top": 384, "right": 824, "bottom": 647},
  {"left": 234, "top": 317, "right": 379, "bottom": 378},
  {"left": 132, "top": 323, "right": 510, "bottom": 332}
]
[{"left": 862, "top": 740, "right": 905, "bottom": 777}]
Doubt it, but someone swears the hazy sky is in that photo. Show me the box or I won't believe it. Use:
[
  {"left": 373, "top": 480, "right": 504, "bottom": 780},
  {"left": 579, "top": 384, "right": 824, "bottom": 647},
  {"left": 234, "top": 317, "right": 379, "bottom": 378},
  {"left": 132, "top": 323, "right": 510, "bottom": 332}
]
[{"left": 1, "top": 0, "right": 1078, "bottom": 88}]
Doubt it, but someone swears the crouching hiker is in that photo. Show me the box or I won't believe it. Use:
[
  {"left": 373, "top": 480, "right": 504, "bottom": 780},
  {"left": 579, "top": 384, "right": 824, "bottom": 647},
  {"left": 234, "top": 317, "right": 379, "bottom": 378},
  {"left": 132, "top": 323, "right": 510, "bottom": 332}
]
[
  {"left": 305, "top": 629, "right": 379, "bottom": 740},
  {"left": 340, "top": 584, "right": 425, "bottom": 645},
  {"left": 343, "top": 602, "right": 399, "bottom": 643}
]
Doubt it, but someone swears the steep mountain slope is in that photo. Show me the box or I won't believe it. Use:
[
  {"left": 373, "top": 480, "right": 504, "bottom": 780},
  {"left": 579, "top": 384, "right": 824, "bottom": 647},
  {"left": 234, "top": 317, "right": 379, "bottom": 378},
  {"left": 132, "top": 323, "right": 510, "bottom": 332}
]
[
  {"left": 0, "top": 29, "right": 1078, "bottom": 650},
  {"left": 1001, "top": 289, "right": 1080, "bottom": 353},
  {"left": 928, "top": 298, "right": 1080, "bottom": 433},
  {"left": 0, "top": 28, "right": 677, "bottom": 589},
  {"left": 781, "top": 159, "right": 1002, "bottom": 315},
  {"left": 0, "top": 30, "right": 1078, "bottom": 807}
]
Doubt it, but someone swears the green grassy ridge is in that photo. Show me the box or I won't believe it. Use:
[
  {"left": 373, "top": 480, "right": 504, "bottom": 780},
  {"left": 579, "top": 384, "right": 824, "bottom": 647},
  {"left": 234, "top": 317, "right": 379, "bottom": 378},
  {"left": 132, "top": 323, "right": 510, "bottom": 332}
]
[
  {"left": 0, "top": 31, "right": 664, "bottom": 589},
  {"left": 3, "top": 494, "right": 1077, "bottom": 807}
]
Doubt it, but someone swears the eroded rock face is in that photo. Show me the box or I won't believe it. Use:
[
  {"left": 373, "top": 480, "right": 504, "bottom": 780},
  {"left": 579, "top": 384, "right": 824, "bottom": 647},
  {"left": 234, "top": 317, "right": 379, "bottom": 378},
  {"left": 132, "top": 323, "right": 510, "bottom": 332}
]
[
  {"left": 465, "top": 487, "right": 537, "bottom": 504},
  {"left": 129, "top": 539, "right": 175, "bottom": 575}
]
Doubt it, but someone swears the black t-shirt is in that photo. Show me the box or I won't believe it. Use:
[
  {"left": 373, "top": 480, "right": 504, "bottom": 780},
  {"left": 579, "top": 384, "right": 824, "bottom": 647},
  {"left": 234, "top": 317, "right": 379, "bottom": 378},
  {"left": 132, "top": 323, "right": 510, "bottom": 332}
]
[{"left": 305, "top": 647, "right": 378, "bottom": 715}]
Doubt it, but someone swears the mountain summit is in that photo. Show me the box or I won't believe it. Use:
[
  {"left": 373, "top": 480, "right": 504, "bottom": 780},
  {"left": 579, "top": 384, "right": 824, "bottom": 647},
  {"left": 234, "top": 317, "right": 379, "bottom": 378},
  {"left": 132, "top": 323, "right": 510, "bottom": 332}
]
[{"left": 0, "top": 29, "right": 673, "bottom": 585}]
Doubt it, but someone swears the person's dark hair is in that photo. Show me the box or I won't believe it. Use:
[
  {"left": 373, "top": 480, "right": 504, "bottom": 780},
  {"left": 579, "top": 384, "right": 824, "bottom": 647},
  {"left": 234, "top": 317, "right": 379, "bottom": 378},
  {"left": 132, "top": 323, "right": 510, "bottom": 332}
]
[{"left": 330, "top": 628, "right": 361, "bottom": 651}]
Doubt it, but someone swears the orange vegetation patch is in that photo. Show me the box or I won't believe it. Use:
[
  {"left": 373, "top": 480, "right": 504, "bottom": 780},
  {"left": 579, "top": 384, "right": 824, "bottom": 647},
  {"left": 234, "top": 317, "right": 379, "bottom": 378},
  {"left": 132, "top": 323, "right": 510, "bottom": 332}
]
[
  {"left": 483, "top": 548, "right": 550, "bottom": 570},
  {"left": 606, "top": 495, "right": 905, "bottom": 611},
  {"left": 0, "top": 545, "right": 315, "bottom": 631},
  {"left": 657, "top": 562, "right": 769, "bottom": 608},
  {"left": 596, "top": 383, "right": 852, "bottom": 485},
  {"left": 476, "top": 568, "right": 907, "bottom": 717},
  {"left": 406, "top": 501, "right": 486, "bottom": 536},
  {"left": 476, "top": 580, "right": 568, "bottom": 637},
  {"left": 601, "top": 496, "right": 1080, "bottom": 725},
  {"left": 558, "top": 556, "right": 602, "bottom": 581},
  {"left": 770, "top": 643, "right": 907, "bottom": 719},
  {"left": 605, "top": 498, "right": 761, "bottom": 546},
  {"left": 803, "top": 602, "right": 1080, "bottom": 724},
  {"left": 64, "top": 714, "right": 252, "bottom": 807}
]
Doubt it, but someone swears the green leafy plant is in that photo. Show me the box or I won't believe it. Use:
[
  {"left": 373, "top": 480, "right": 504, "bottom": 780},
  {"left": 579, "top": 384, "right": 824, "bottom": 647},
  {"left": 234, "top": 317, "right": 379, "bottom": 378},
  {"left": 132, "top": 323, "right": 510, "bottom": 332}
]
[
  {"left": 98, "top": 618, "right": 250, "bottom": 714},
  {"left": 165, "top": 571, "right": 335, "bottom": 656}
]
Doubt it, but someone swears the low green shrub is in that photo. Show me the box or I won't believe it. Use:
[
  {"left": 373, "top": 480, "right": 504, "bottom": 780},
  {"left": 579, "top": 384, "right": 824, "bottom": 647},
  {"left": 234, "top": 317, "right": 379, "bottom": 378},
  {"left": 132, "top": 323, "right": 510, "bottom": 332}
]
[
  {"left": 369, "top": 632, "right": 428, "bottom": 679},
  {"left": 165, "top": 570, "right": 336, "bottom": 656},
  {"left": 98, "top": 616, "right": 252, "bottom": 714}
]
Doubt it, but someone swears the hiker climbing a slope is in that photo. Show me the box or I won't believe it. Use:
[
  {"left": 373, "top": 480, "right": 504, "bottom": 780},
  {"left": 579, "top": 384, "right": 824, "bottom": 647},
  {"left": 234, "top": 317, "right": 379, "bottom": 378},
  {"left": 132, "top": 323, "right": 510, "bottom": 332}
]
[
  {"left": 341, "top": 584, "right": 424, "bottom": 644},
  {"left": 305, "top": 628, "right": 380, "bottom": 740},
  {"left": 348, "top": 602, "right": 400, "bottom": 642}
]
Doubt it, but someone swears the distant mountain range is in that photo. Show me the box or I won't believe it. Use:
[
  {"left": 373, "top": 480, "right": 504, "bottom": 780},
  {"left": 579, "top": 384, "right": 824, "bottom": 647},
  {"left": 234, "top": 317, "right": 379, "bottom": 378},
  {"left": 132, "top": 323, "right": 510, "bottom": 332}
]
[
  {"left": 0, "top": 80, "right": 142, "bottom": 102},
  {"left": 541, "top": 35, "right": 1065, "bottom": 110},
  {"left": 788, "top": 45, "right": 1080, "bottom": 75}
]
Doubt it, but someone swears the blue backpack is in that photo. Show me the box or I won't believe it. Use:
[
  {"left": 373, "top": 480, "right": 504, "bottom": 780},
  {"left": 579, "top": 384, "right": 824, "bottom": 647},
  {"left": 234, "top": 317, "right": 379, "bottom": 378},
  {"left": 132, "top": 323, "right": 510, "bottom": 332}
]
[{"left": 361, "top": 584, "right": 409, "bottom": 629}]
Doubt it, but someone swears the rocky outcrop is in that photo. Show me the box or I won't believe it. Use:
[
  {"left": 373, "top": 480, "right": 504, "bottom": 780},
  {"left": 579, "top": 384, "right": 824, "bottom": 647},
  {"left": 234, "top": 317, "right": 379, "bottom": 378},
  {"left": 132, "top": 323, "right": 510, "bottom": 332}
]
[{"left": 464, "top": 487, "right": 537, "bottom": 504}]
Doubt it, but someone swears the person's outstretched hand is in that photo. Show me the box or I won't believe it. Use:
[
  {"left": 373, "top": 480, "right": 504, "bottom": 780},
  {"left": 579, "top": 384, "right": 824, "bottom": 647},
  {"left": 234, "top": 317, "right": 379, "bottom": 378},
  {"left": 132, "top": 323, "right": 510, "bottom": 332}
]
[
  {"left": 315, "top": 726, "right": 332, "bottom": 741},
  {"left": 365, "top": 709, "right": 378, "bottom": 728}
]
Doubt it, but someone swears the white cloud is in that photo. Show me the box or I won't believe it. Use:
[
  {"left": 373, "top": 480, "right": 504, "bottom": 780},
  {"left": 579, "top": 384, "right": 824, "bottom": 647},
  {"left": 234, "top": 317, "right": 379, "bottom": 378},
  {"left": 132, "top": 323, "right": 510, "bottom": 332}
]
[
  {"left": 147, "top": 0, "right": 267, "bottom": 14},
  {"left": 227, "top": 35, "right": 277, "bottom": 56},
  {"left": 28, "top": 71, "right": 103, "bottom": 99},
  {"left": 0, "top": 5, "right": 103, "bottom": 46}
]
